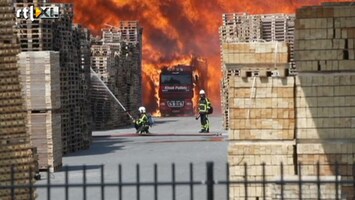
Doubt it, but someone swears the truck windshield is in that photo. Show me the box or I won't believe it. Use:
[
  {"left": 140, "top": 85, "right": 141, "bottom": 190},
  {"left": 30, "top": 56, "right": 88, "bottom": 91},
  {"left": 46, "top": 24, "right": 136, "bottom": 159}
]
[{"left": 161, "top": 74, "right": 191, "bottom": 85}]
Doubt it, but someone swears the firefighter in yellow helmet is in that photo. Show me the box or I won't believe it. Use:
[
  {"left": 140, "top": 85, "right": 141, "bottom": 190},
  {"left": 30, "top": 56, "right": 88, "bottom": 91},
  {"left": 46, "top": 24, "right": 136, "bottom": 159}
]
[{"left": 196, "top": 89, "right": 211, "bottom": 133}]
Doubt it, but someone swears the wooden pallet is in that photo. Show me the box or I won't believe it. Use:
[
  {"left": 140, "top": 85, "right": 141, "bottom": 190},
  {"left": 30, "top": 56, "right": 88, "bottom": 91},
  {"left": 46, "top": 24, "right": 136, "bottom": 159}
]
[
  {"left": 239, "top": 67, "right": 288, "bottom": 77},
  {"left": 27, "top": 110, "right": 62, "bottom": 172},
  {"left": 0, "top": 1, "right": 37, "bottom": 199},
  {"left": 90, "top": 36, "right": 142, "bottom": 130},
  {"left": 18, "top": 51, "right": 61, "bottom": 111}
]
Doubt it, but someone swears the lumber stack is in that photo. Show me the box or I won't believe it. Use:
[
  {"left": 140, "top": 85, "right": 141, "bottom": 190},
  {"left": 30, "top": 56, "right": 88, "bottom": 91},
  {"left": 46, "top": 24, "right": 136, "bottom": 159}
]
[
  {"left": 228, "top": 77, "right": 295, "bottom": 140},
  {"left": 221, "top": 41, "right": 290, "bottom": 129},
  {"left": 52, "top": 3, "right": 84, "bottom": 154},
  {"left": 220, "top": 13, "right": 296, "bottom": 199},
  {"left": 221, "top": 13, "right": 295, "bottom": 43},
  {"left": 269, "top": 176, "right": 341, "bottom": 199},
  {"left": 227, "top": 77, "right": 295, "bottom": 199},
  {"left": 91, "top": 21, "right": 142, "bottom": 130},
  {"left": 72, "top": 24, "right": 92, "bottom": 150},
  {"left": 222, "top": 4, "right": 355, "bottom": 199},
  {"left": 91, "top": 44, "right": 128, "bottom": 129},
  {"left": 222, "top": 42, "right": 289, "bottom": 76},
  {"left": 14, "top": 0, "right": 93, "bottom": 154},
  {"left": 18, "top": 52, "right": 60, "bottom": 110},
  {"left": 18, "top": 51, "right": 62, "bottom": 171},
  {"left": 220, "top": 13, "right": 295, "bottom": 129},
  {"left": 0, "top": 0, "right": 37, "bottom": 199},
  {"left": 294, "top": 2, "right": 355, "bottom": 199}
]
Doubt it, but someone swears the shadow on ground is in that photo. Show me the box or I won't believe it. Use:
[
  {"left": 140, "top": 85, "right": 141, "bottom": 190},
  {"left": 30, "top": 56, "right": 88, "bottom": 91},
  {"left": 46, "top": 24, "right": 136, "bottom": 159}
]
[{"left": 64, "top": 137, "right": 130, "bottom": 157}]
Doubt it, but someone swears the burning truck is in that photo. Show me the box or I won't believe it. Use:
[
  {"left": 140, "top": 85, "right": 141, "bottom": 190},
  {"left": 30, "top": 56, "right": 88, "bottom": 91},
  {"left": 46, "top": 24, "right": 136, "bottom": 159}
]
[{"left": 158, "top": 61, "right": 208, "bottom": 116}]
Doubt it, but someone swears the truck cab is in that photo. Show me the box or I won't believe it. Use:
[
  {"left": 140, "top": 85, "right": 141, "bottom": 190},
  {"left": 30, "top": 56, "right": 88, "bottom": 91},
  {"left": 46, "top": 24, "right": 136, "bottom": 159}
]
[{"left": 159, "top": 66, "right": 194, "bottom": 116}]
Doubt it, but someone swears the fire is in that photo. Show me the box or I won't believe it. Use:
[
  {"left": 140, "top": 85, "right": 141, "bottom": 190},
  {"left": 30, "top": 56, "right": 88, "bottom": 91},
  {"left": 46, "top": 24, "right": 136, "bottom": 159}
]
[
  {"left": 143, "top": 56, "right": 191, "bottom": 116},
  {"left": 53, "top": 0, "right": 353, "bottom": 115}
]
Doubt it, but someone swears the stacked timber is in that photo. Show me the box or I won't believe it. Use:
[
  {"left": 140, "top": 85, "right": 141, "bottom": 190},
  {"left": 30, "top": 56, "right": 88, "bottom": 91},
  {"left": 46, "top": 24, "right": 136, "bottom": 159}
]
[
  {"left": 114, "top": 43, "right": 141, "bottom": 118},
  {"left": 73, "top": 24, "right": 92, "bottom": 148},
  {"left": 0, "top": 0, "right": 36, "bottom": 199},
  {"left": 18, "top": 51, "right": 62, "bottom": 171},
  {"left": 91, "top": 21, "right": 142, "bottom": 130},
  {"left": 295, "top": 2, "right": 355, "bottom": 199},
  {"left": 220, "top": 13, "right": 295, "bottom": 129},
  {"left": 222, "top": 42, "right": 289, "bottom": 76},
  {"left": 269, "top": 176, "right": 341, "bottom": 199},
  {"left": 55, "top": 4, "right": 92, "bottom": 153},
  {"left": 91, "top": 44, "right": 126, "bottom": 129},
  {"left": 226, "top": 70, "right": 295, "bottom": 199},
  {"left": 220, "top": 13, "right": 297, "bottom": 199},
  {"left": 220, "top": 13, "right": 295, "bottom": 50},
  {"left": 14, "top": 0, "right": 93, "bottom": 154},
  {"left": 14, "top": 0, "right": 54, "bottom": 51}
]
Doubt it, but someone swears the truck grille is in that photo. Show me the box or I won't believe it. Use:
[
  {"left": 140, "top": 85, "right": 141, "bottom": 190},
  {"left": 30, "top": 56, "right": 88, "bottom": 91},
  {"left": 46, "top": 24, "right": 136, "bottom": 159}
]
[{"left": 167, "top": 100, "right": 185, "bottom": 108}]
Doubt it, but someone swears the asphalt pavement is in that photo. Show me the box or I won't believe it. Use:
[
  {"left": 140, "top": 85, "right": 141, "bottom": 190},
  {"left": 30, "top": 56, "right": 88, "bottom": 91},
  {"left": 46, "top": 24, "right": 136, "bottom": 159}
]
[{"left": 35, "top": 116, "right": 229, "bottom": 200}]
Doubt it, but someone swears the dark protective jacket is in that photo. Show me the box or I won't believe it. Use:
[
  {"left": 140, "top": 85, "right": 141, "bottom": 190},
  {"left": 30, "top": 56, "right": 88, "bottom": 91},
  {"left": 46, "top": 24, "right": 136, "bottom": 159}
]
[
  {"left": 136, "top": 113, "right": 149, "bottom": 126},
  {"left": 198, "top": 97, "right": 211, "bottom": 114}
]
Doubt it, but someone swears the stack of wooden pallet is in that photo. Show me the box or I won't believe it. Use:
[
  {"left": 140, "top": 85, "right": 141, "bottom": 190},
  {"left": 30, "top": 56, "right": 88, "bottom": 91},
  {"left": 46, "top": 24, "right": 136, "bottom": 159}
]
[
  {"left": 0, "top": 0, "right": 37, "bottom": 199},
  {"left": 14, "top": 0, "right": 54, "bottom": 51},
  {"left": 14, "top": 0, "right": 92, "bottom": 154},
  {"left": 294, "top": 2, "right": 355, "bottom": 199},
  {"left": 18, "top": 51, "right": 62, "bottom": 172},
  {"left": 221, "top": 42, "right": 289, "bottom": 130},
  {"left": 91, "top": 44, "right": 128, "bottom": 129},
  {"left": 220, "top": 13, "right": 295, "bottom": 43},
  {"left": 73, "top": 24, "right": 92, "bottom": 148},
  {"left": 220, "top": 12, "right": 297, "bottom": 199},
  {"left": 269, "top": 176, "right": 341, "bottom": 199},
  {"left": 115, "top": 42, "right": 142, "bottom": 117},
  {"left": 53, "top": 4, "right": 92, "bottom": 153},
  {"left": 220, "top": 13, "right": 295, "bottom": 130},
  {"left": 227, "top": 76, "right": 295, "bottom": 199},
  {"left": 222, "top": 42, "right": 289, "bottom": 73},
  {"left": 15, "top": 0, "right": 91, "bottom": 154},
  {"left": 91, "top": 22, "right": 142, "bottom": 130}
]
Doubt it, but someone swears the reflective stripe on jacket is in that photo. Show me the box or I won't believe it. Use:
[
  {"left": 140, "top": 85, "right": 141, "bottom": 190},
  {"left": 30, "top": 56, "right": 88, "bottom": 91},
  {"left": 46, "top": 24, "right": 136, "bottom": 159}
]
[
  {"left": 199, "top": 98, "right": 211, "bottom": 113},
  {"left": 136, "top": 114, "right": 148, "bottom": 125}
]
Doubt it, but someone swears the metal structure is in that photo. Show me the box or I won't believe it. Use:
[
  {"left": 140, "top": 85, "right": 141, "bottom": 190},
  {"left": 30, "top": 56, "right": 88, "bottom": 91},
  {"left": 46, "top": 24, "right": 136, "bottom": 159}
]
[{"left": 1, "top": 162, "right": 354, "bottom": 200}]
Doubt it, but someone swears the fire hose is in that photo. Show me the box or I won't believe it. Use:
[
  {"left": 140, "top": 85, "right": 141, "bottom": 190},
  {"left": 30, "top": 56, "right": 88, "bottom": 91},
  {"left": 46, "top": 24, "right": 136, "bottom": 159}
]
[{"left": 90, "top": 68, "right": 135, "bottom": 121}]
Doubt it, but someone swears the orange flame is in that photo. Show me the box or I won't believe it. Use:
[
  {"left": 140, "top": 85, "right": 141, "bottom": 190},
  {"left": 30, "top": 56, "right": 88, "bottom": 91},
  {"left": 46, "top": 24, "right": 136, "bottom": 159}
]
[
  {"left": 143, "top": 56, "right": 193, "bottom": 116},
  {"left": 53, "top": 0, "right": 354, "bottom": 115}
]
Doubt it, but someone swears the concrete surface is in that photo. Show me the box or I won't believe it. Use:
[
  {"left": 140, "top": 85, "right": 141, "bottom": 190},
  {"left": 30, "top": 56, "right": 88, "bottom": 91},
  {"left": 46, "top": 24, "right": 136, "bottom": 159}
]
[{"left": 35, "top": 116, "right": 229, "bottom": 200}]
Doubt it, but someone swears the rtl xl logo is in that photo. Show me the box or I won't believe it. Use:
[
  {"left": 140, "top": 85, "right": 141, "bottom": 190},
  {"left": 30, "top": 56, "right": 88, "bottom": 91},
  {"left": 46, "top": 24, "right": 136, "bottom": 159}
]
[{"left": 16, "top": 6, "right": 60, "bottom": 21}]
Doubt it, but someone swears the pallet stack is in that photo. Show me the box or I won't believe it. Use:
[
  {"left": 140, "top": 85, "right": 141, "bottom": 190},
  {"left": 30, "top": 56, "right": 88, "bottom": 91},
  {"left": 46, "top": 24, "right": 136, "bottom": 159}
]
[
  {"left": 269, "top": 176, "right": 341, "bottom": 199},
  {"left": 91, "top": 44, "right": 126, "bottom": 129},
  {"left": 295, "top": 2, "right": 355, "bottom": 199},
  {"left": 220, "top": 13, "right": 299, "bottom": 199},
  {"left": 222, "top": 4, "right": 355, "bottom": 199},
  {"left": 55, "top": 3, "right": 92, "bottom": 153},
  {"left": 220, "top": 13, "right": 295, "bottom": 43},
  {"left": 115, "top": 42, "right": 142, "bottom": 119},
  {"left": 91, "top": 21, "right": 142, "bottom": 130},
  {"left": 0, "top": 0, "right": 37, "bottom": 199},
  {"left": 220, "top": 13, "right": 295, "bottom": 129},
  {"left": 18, "top": 51, "right": 62, "bottom": 171},
  {"left": 14, "top": 0, "right": 92, "bottom": 155},
  {"left": 225, "top": 62, "right": 295, "bottom": 199},
  {"left": 73, "top": 24, "right": 92, "bottom": 148}
]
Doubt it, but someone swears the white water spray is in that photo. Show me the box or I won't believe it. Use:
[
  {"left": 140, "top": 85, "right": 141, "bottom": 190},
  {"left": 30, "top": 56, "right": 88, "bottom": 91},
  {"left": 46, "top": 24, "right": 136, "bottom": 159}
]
[{"left": 90, "top": 68, "right": 135, "bottom": 121}]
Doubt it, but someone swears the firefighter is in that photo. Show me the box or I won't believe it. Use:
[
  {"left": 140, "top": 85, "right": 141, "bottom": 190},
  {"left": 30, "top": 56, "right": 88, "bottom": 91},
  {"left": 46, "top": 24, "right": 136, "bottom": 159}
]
[
  {"left": 133, "top": 106, "right": 150, "bottom": 134},
  {"left": 196, "top": 89, "right": 211, "bottom": 133}
]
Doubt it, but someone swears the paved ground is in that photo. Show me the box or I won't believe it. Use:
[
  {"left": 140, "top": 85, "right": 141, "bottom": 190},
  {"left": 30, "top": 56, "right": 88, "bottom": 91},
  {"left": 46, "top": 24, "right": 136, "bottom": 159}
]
[{"left": 36, "top": 116, "right": 229, "bottom": 200}]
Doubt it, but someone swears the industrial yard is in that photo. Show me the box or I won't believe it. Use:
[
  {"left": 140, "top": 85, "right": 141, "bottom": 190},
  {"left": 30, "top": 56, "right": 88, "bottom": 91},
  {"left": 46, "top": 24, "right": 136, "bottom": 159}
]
[{"left": 1, "top": 0, "right": 355, "bottom": 199}]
